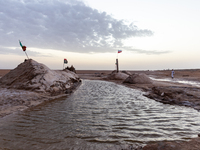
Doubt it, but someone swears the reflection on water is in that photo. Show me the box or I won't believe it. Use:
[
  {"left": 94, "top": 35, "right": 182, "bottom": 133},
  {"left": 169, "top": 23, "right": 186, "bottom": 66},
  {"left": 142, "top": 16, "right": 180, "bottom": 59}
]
[
  {"left": 0, "top": 80, "right": 200, "bottom": 150},
  {"left": 150, "top": 77, "right": 200, "bottom": 87}
]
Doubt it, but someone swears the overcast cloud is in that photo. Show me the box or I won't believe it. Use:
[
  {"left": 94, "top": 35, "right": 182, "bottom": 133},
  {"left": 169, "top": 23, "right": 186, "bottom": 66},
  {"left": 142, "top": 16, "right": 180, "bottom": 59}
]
[{"left": 0, "top": 0, "right": 156, "bottom": 55}]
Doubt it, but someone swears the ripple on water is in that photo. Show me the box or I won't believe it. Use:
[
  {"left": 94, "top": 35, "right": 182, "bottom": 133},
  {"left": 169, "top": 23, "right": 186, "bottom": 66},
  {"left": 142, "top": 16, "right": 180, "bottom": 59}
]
[{"left": 0, "top": 80, "right": 200, "bottom": 150}]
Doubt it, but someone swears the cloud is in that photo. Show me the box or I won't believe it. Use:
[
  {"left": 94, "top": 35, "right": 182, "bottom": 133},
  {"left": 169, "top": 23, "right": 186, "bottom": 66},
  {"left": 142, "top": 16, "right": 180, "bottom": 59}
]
[
  {"left": 0, "top": 46, "right": 50, "bottom": 57},
  {"left": 0, "top": 0, "right": 155, "bottom": 54},
  {"left": 124, "top": 47, "right": 171, "bottom": 55}
]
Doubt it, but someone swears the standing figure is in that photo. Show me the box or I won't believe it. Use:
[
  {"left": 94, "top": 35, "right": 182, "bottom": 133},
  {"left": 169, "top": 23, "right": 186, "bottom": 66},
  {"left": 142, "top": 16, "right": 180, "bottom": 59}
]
[{"left": 171, "top": 69, "right": 175, "bottom": 79}]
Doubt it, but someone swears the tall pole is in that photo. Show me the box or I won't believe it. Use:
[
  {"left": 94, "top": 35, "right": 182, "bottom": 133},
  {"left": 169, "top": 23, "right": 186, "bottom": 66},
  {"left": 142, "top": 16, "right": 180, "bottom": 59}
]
[
  {"left": 24, "top": 51, "right": 29, "bottom": 59},
  {"left": 116, "top": 58, "right": 119, "bottom": 73}
]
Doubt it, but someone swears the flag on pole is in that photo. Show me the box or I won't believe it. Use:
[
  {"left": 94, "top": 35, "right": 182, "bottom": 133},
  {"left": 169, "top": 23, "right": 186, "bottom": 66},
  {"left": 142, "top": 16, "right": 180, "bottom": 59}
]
[
  {"left": 19, "top": 40, "right": 26, "bottom": 51},
  {"left": 19, "top": 40, "right": 23, "bottom": 47},
  {"left": 118, "top": 50, "right": 122, "bottom": 53},
  {"left": 19, "top": 40, "right": 29, "bottom": 59},
  {"left": 64, "top": 58, "right": 68, "bottom": 64}
]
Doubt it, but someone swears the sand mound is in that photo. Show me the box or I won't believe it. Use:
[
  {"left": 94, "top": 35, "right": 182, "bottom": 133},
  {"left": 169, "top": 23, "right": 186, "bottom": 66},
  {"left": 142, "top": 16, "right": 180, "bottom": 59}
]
[
  {"left": 121, "top": 70, "right": 132, "bottom": 75},
  {"left": 0, "top": 59, "right": 80, "bottom": 95},
  {"left": 123, "top": 73, "right": 152, "bottom": 84},
  {"left": 107, "top": 71, "right": 129, "bottom": 80}
]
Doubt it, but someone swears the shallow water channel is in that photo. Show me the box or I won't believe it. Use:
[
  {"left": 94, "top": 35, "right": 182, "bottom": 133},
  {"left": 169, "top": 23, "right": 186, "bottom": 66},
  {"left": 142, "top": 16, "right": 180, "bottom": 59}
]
[{"left": 1, "top": 80, "right": 200, "bottom": 149}]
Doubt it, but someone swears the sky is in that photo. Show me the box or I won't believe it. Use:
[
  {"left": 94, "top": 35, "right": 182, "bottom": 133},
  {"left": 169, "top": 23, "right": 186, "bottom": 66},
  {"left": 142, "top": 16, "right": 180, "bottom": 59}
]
[{"left": 0, "top": 0, "right": 200, "bottom": 70}]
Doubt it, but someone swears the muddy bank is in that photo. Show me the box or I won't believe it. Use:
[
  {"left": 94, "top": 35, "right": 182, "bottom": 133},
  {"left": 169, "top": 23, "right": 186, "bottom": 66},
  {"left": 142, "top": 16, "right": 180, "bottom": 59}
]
[
  {"left": 145, "top": 86, "right": 200, "bottom": 111},
  {"left": 142, "top": 137, "right": 200, "bottom": 150}
]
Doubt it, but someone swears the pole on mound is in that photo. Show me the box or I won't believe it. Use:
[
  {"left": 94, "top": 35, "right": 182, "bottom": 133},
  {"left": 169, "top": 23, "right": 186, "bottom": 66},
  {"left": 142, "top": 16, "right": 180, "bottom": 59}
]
[
  {"left": 24, "top": 51, "right": 29, "bottom": 59},
  {"left": 116, "top": 50, "right": 122, "bottom": 72},
  {"left": 116, "top": 58, "right": 119, "bottom": 73},
  {"left": 19, "top": 40, "right": 29, "bottom": 59}
]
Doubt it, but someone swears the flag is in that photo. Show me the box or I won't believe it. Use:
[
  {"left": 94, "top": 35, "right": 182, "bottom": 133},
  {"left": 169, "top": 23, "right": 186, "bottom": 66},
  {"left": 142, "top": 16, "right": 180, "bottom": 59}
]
[
  {"left": 64, "top": 58, "right": 68, "bottom": 64},
  {"left": 19, "top": 40, "right": 26, "bottom": 51},
  {"left": 19, "top": 40, "right": 23, "bottom": 48},
  {"left": 118, "top": 50, "right": 122, "bottom": 53},
  {"left": 22, "top": 46, "right": 26, "bottom": 51}
]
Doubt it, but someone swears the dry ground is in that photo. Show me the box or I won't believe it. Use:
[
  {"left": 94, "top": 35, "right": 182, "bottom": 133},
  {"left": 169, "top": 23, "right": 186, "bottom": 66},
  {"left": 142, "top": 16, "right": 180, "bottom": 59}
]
[
  {"left": 0, "top": 70, "right": 10, "bottom": 78},
  {"left": 76, "top": 69, "right": 200, "bottom": 81}
]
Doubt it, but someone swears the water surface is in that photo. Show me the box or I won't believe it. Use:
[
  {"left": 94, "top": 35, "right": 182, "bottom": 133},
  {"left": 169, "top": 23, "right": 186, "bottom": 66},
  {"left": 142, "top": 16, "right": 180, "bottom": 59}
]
[
  {"left": 150, "top": 77, "right": 200, "bottom": 87},
  {"left": 0, "top": 80, "right": 200, "bottom": 149}
]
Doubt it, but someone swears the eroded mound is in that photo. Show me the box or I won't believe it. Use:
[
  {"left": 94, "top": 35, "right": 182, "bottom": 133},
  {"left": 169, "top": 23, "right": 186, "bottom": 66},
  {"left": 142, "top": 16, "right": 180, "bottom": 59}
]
[
  {"left": 0, "top": 59, "right": 80, "bottom": 95},
  {"left": 123, "top": 73, "right": 152, "bottom": 84},
  {"left": 107, "top": 71, "right": 129, "bottom": 80}
]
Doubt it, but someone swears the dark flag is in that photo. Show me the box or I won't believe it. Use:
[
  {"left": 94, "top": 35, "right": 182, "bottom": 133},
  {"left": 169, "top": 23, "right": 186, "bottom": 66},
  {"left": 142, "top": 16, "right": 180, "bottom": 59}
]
[{"left": 64, "top": 58, "right": 68, "bottom": 64}]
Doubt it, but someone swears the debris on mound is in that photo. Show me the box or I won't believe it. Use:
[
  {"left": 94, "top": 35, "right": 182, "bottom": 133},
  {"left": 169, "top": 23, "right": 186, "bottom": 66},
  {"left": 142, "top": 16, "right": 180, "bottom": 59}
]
[
  {"left": 121, "top": 70, "right": 132, "bottom": 76},
  {"left": 65, "top": 65, "right": 76, "bottom": 73},
  {"left": 0, "top": 59, "right": 81, "bottom": 95},
  {"left": 107, "top": 70, "right": 129, "bottom": 80},
  {"left": 123, "top": 73, "right": 152, "bottom": 84}
]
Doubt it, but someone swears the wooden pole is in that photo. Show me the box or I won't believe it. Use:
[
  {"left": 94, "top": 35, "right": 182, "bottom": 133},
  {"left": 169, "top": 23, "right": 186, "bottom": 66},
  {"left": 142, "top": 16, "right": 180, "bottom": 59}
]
[{"left": 116, "top": 58, "right": 119, "bottom": 73}]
